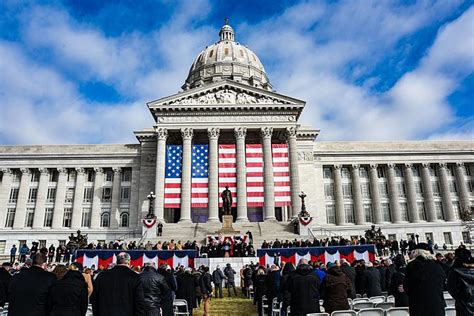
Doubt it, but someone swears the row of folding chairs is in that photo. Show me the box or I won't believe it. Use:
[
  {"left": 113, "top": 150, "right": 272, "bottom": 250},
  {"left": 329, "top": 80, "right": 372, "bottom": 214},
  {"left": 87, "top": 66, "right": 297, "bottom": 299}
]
[
  {"left": 173, "top": 299, "right": 189, "bottom": 316},
  {"left": 326, "top": 306, "right": 456, "bottom": 316}
]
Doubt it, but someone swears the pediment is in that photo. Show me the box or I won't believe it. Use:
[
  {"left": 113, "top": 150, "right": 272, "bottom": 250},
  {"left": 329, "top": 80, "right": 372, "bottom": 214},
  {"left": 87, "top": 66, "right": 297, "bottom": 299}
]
[{"left": 147, "top": 80, "right": 304, "bottom": 108}]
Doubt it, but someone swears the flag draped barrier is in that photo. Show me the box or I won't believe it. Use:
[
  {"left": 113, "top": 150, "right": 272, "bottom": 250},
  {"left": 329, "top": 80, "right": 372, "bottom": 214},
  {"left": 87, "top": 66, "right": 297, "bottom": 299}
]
[
  {"left": 75, "top": 249, "right": 198, "bottom": 268},
  {"left": 257, "top": 245, "right": 376, "bottom": 267}
]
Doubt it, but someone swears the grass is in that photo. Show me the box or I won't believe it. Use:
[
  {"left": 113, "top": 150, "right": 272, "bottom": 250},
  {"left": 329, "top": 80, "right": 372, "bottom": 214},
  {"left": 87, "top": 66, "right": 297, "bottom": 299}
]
[{"left": 193, "top": 291, "right": 258, "bottom": 316}]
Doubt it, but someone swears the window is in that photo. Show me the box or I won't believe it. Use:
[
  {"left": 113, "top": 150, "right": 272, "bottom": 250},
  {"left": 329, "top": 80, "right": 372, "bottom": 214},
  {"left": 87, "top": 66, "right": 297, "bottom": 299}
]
[
  {"left": 452, "top": 201, "right": 460, "bottom": 219},
  {"left": 44, "top": 208, "right": 53, "bottom": 227},
  {"left": 435, "top": 202, "right": 444, "bottom": 220},
  {"left": 344, "top": 204, "right": 354, "bottom": 223},
  {"left": 324, "top": 183, "right": 334, "bottom": 199},
  {"left": 30, "top": 170, "right": 40, "bottom": 182},
  {"left": 399, "top": 203, "right": 409, "bottom": 221},
  {"left": 105, "top": 170, "right": 113, "bottom": 182},
  {"left": 63, "top": 208, "right": 72, "bottom": 227},
  {"left": 120, "top": 187, "right": 131, "bottom": 203},
  {"left": 361, "top": 183, "right": 370, "bottom": 198},
  {"left": 359, "top": 167, "right": 368, "bottom": 178},
  {"left": 447, "top": 165, "right": 455, "bottom": 177},
  {"left": 49, "top": 170, "right": 58, "bottom": 182},
  {"left": 67, "top": 170, "right": 76, "bottom": 182},
  {"left": 342, "top": 184, "right": 352, "bottom": 198},
  {"left": 5, "top": 208, "right": 15, "bottom": 227},
  {"left": 432, "top": 182, "right": 440, "bottom": 197},
  {"left": 462, "top": 231, "right": 471, "bottom": 244},
  {"left": 341, "top": 167, "right": 351, "bottom": 179},
  {"left": 326, "top": 205, "right": 336, "bottom": 224},
  {"left": 323, "top": 167, "right": 332, "bottom": 179},
  {"left": 364, "top": 204, "right": 373, "bottom": 223},
  {"left": 58, "top": 240, "right": 66, "bottom": 246},
  {"left": 12, "top": 171, "right": 21, "bottom": 183},
  {"left": 25, "top": 208, "right": 34, "bottom": 227},
  {"left": 86, "top": 169, "right": 94, "bottom": 182},
  {"left": 417, "top": 202, "right": 427, "bottom": 221},
  {"left": 9, "top": 188, "right": 19, "bottom": 203},
  {"left": 46, "top": 188, "right": 56, "bottom": 203},
  {"left": 28, "top": 188, "right": 38, "bottom": 203},
  {"left": 83, "top": 187, "right": 93, "bottom": 203},
  {"left": 412, "top": 165, "right": 420, "bottom": 177},
  {"left": 121, "top": 169, "right": 131, "bottom": 182},
  {"left": 379, "top": 183, "right": 388, "bottom": 198},
  {"left": 377, "top": 167, "right": 385, "bottom": 178},
  {"left": 397, "top": 182, "right": 406, "bottom": 197},
  {"left": 65, "top": 188, "right": 74, "bottom": 203},
  {"left": 415, "top": 181, "right": 423, "bottom": 195},
  {"left": 388, "top": 234, "right": 397, "bottom": 241},
  {"left": 429, "top": 167, "right": 437, "bottom": 177},
  {"left": 395, "top": 166, "right": 403, "bottom": 177},
  {"left": 120, "top": 212, "right": 129, "bottom": 227},
  {"left": 448, "top": 181, "right": 457, "bottom": 194},
  {"left": 81, "top": 208, "right": 91, "bottom": 227},
  {"left": 443, "top": 232, "right": 453, "bottom": 245},
  {"left": 466, "top": 165, "right": 471, "bottom": 176},
  {"left": 102, "top": 187, "right": 112, "bottom": 202},
  {"left": 100, "top": 212, "right": 110, "bottom": 227},
  {"left": 425, "top": 232, "right": 433, "bottom": 243},
  {"left": 381, "top": 203, "right": 391, "bottom": 222}
]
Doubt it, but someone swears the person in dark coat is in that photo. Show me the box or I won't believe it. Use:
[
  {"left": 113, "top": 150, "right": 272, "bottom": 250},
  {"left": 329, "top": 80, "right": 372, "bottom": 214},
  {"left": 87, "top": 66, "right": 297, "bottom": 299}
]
[
  {"left": 339, "top": 259, "right": 356, "bottom": 299},
  {"left": 224, "top": 263, "right": 237, "bottom": 297},
  {"left": 158, "top": 263, "right": 177, "bottom": 316},
  {"left": 211, "top": 265, "right": 225, "bottom": 298},
  {"left": 200, "top": 266, "right": 213, "bottom": 316},
  {"left": 375, "top": 260, "right": 387, "bottom": 292},
  {"left": 140, "top": 263, "right": 169, "bottom": 316},
  {"left": 8, "top": 253, "right": 56, "bottom": 316},
  {"left": 91, "top": 252, "right": 145, "bottom": 316},
  {"left": 253, "top": 266, "right": 267, "bottom": 316},
  {"left": 192, "top": 269, "right": 203, "bottom": 307},
  {"left": 280, "top": 262, "right": 295, "bottom": 316},
  {"left": 176, "top": 268, "right": 198, "bottom": 315},
  {"left": 389, "top": 254, "right": 408, "bottom": 307},
  {"left": 355, "top": 260, "right": 367, "bottom": 295},
  {"left": 365, "top": 262, "right": 382, "bottom": 297},
  {"left": 47, "top": 264, "right": 88, "bottom": 316},
  {"left": 265, "top": 265, "right": 281, "bottom": 314},
  {"left": 447, "top": 247, "right": 474, "bottom": 316},
  {"left": 321, "top": 263, "right": 352, "bottom": 314},
  {"left": 0, "top": 262, "right": 12, "bottom": 307},
  {"left": 405, "top": 243, "right": 446, "bottom": 316},
  {"left": 286, "top": 259, "right": 321, "bottom": 316}
]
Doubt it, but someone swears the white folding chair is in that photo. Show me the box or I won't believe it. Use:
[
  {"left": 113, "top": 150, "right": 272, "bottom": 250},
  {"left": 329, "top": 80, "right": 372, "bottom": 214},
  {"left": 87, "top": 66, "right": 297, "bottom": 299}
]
[
  {"left": 330, "top": 311, "right": 357, "bottom": 316},
  {"left": 385, "top": 295, "right": 395, "bottom": 303},
  {"left": 173, "top": 298, "right": 189, "bottom": 316},
  {"left": 385, "top": 307, "right": 409, "bottom": 316},
  {"left": 353, "top": 298, "right": 370, "bottom": 303},
  {"left": 369, "top": 296, "right": 385, "bottom": 304},
  {"left": 445, "top": 306, "right": 456, "bottom": 316},
  {"left": 375, "top": 302, "right": 394, "bottom": 310},
  {"left": 261, "top": 295, "right": 269, "bottom": 316},
  {"left": 357, "top": 308, "right": 385, "bottom": 316},
  {"left": 356, "top": 294, "right": 362, "bottom": 298},
  {"left": 443, "top": 292, "right": 453, "bottom": 299},
  {"left": 306, "top": 313, "right": 329, "bottom": 316},
  {"left": 352, "top": 301, "right": 374, "bottom": 311},
  {"left": 445, "top": 297, "right": 455, "bottom": 306},
  {"left": 271, "top": 297, "right": 282, "bottom": 316}
]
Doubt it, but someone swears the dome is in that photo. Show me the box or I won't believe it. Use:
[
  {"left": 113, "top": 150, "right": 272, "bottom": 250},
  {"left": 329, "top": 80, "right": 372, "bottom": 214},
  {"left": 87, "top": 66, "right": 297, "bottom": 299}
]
[{"left": 182, "top": 20, "right": 272, "bottom": 91}]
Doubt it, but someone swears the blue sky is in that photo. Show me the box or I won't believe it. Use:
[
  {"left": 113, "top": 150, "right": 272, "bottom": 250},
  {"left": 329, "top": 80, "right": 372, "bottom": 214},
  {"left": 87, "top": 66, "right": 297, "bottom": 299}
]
[{"left": 0, "top": 0, "right": 472, "bottom": 144}]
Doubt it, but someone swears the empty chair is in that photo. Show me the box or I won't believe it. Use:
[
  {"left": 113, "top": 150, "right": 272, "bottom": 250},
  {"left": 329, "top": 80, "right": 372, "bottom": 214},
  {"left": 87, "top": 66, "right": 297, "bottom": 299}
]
[
  {"left": 357, "top": 308, "right": 385, "bottom": 316},
  {"left": 445, "top": 297, "right": 455, "bottom": 306},
  {"left": 385, "top": 307, "right": 410, "bottom": 316},
  {"left": 306, "top": 313, "right": 329, "bottom": 316},
  {"left": 173, "top": 299, "right": 189, "bottom": 316},
  {"left": 330, "top": 311, "right": 357, "bottom": 316},
  {"left": 445, "top": 306, "right": 456, "bottom": 316},
  {"left": 271, "top": 297, "right": 282, "bottom": 316},
  {"left": 385, "top": 295, "right": 395, "bottom": 303},
  {"left": 352, "top": 301, "right": 374, "bottom": 311},
  {"left": 352, "top": 298, "right": 370, "bottom": 303},
  {"left": 369, "top": 296, "right": 385, "bottom": 304},
  {"left": 443, "top": 292, "right": 453, "bottom": 299},
  {"left": 375, "top": 302, "right": 395, "bottom": 310},
  {"left": 262, "top": 296, "right": 269, "bottom": 316},
  {"left": 356, "top": 294, "right": 362, "bottom": 298}
]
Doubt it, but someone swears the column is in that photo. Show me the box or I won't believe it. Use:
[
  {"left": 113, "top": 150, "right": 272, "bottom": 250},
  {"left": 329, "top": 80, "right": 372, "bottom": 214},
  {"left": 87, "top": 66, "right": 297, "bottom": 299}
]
[
  {"left": 90, "top": 168, "right": 104, "bottom": 229},
  {"left": 13, "top": 168, "right": 31, "bottom": 229},
  {"left": 369, "top": 164, "right": 383, "bottom": 224},
  {"left": 207, "top": 128, "right": 220, "bottom": 222},
  {"left": 32, "top": 168, "right": 50, "bottom": 229},
  {"left": 455, "top": 162, "right": 471, "bottom": 212},
  {"left": 235, "top": 127, "right": 248, "bottom": 222},
  {"left": 71, "top": 168, "right": 85, "bottom": 229},
  {"left": 421, "top": 163, "right": 437, "bottom": 222},
  {"left": 52, "top": 168, "right": 67, "bottom": 229},
  {"left": 333, "top": 165, "right": 345, "bottom": 225},
  {"left": 438, "top": 163, "right": 455, "bottom": 221},
  {"left": 386, "top": 164, "right": 402, "bottom": 223},
  {"left": 286, "top": 127, "right": 301, "bottom": 217},
  {"left": 403, "top": 164, "right": 420, "bottom": 223},
  {"left": 110, "top": 167, "right": 121, "bottom": 229},
  {"left": 0, "top": 169, "right": 13, "bottom": 227},
  {"left": 351, "top": 165, "right": 365, "bottom": 225},
  {"left": 130, "top": 167, "right": 140, "bottom": 228},
  {"left": 180, "top": 128, "right": 193, "bottom": 222},
  {"left": 154, "top": 127, "right": 168, "bottom": 221},
  {"left": 261, "top": 127, "right": 275, "bottom": 220}
]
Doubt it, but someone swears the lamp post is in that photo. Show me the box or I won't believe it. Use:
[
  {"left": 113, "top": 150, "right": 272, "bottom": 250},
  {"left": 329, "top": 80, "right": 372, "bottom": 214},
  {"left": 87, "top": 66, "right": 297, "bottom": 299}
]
[{"left": 147, "top": 191, "right": 156, "bottom": 219}]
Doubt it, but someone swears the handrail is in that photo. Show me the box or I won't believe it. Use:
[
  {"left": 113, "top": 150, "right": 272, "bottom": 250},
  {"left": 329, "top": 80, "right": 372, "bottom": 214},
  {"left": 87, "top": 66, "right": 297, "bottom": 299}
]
[
  {"left": 193, "top": 222, "right": 199, "bottom": 238},
  {"left": 257, "top": 222, "right": 263, "bottom": 236},
  {"left": 117, "top": 231, "right": 136, "bottom": 240},
  {"left": 308, "top": 226, "right": 316, "bottom": 239},
  {"left": 137, "top": 231, "right": 147, "bottom": 245}
]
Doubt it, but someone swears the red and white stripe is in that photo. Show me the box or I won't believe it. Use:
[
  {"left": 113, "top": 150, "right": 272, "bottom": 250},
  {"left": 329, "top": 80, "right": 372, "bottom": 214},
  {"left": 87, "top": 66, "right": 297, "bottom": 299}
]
[
  {"left": 191, "top": 178, "right": 208, "bottom": 208},
  {"left": 272, "top": 144, "right": 291, "bottom": 206},
  {"left": 246, "top": 144, "right": 264, "bottom": 207},
  {"left": 164, "top": 178, "right": 181, "bottom": 208},
  {"left": 218, "top": 144, "right": 237, "bottom": 207}
]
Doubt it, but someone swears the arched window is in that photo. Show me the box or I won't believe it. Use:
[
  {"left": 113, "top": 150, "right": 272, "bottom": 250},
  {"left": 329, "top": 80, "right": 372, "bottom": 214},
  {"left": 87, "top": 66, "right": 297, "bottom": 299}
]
[
  {"left": 120, "top": 212, "right": 129, "bottom": 227},
  {"left": 100, "top": 212, "right": 110, "bottom": 228}
]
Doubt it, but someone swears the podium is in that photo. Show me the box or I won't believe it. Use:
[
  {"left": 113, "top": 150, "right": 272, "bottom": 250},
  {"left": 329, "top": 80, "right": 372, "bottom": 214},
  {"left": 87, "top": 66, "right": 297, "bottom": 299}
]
[
  {"left": 298, "top": 216, "right": 312, "bottom": 236},
  {"left": 142, "top": 217, "right": 157, "bottom": 239}
]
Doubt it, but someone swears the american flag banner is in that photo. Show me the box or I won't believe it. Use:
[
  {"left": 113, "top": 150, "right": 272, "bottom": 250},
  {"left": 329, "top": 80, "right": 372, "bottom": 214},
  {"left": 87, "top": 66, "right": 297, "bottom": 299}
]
[
  {"left": 272, "top": 144, "right": 291, "bottom": 206},
  {"left": 218, "top": 144, "right": 237, "bottom": 207},
  {"left": 191, "top": 145, "right": 209, "bottom": 208},
  {"left": 246, "top": 144, "right": 264, "bottom": 207},
  {"left": 164, "top": 145, "right": 182, "bottom": 208}
]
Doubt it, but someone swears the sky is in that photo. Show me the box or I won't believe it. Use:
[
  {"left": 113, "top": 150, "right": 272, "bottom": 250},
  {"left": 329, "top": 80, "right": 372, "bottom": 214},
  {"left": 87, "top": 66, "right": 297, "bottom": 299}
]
[{"left": 0, "top": 0, "right": 473, "bottom": 145}]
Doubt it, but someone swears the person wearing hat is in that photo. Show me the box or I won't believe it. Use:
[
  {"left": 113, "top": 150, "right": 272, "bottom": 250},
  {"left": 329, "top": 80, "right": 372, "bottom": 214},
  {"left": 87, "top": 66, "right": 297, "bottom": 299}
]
[
  {"left": 224, "top": 263, "right": 237, "bottom": 297},
  {"left": 47, "top": 262, "right": 88, "bottom": 316},
  {"left": 447, "top": 247, "right": 474, "bottom": 316},
  {"left": 320, "top": 262, "right": 352, "bottom": 314},
  {"left": 405, "top": 242, "right": 446, "bottom": 316}
]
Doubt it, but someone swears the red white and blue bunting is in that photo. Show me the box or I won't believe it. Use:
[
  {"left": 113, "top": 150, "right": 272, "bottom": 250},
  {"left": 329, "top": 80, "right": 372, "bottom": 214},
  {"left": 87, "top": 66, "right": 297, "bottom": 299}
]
[
  {"left": 75, "top": 250, "right": 197, "bottom": 269},
  {"left": 257, "top": 245, "right": 376, "bottom": 267},
  {"left": 142, "top": 218, "right": 157, "bottom": 228},
  {"left": 299, "top": 216, "right": 313, "bottom": 226}
]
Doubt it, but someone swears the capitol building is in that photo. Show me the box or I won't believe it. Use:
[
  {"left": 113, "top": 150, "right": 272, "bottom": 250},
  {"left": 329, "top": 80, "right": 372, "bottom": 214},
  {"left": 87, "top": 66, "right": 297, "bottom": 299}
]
[{"left": 0, "top": 22, "right": 472, "bottom": 253}]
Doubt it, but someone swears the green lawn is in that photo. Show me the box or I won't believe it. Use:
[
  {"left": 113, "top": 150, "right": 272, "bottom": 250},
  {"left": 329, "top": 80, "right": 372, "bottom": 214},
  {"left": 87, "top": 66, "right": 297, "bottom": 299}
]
[{"left": 193, "top": 293, "right": 258, "bottom": 316}]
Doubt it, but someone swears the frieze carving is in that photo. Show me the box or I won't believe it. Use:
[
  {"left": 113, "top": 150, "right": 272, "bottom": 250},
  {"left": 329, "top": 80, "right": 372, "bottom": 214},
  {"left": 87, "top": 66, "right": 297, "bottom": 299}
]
[
  {"left": 297, "top": 151, "right": 313, "bottom": 162},
  {"left": 156, "top": 115, "right": 296, "bottom": 123},
  {"left": 167, "top": 88, "right": 286, "bottom": 105},
  {"left": 207, "top": 127, "right": 220, "bottom": 139},
  {"left": 234, "top": 127, "right": 247, "bottom": 138},
  {"left": 181, "top": 128, "right": 193, "bottom": 139},
  {"left": 155, "top": 127, "right": 168, "bottom": 140}
]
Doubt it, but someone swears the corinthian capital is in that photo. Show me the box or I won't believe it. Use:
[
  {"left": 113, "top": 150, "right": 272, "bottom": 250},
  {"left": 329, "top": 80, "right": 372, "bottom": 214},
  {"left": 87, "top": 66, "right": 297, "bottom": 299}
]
[
  {"left": 438, "top": 162, "right": 447, "bottom": 169},
  {"left": 75, "top": 167, "right": 85, "bottom": 174},
  {"left": 1, "top": 168, "right": 12, "bottom": 175},
  {"left": 404, "top": 163, "right": 413, "bottom": 169},
  {"left": 180, "top": 128, "right": 193, "bottom": 140},
  {"left": 234, "top": 127, "right": 246, "bottom": 139},
  {"left": 285, "top": 126, "right": 298, "bottom": 138},
  {"left": 155, "top": 127, "right": 168, "bottom": 140},
  {"left": 94, "top": 167, "right": 104, "bottom": 174},
  {"left": 57, "top": 167, "right": 68, "bottom": 174},
  {"left": 207, "top": 127, "right": 220, "bottom": 139},
  {"left": 20, "top": 168, "right": 31, "bottom": 174},
  {"left": 38, "top": 168, "right": 49, "bottom": 174},
  {"left": 260, "top": 127, "right": 273, "bottom": 138}
]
